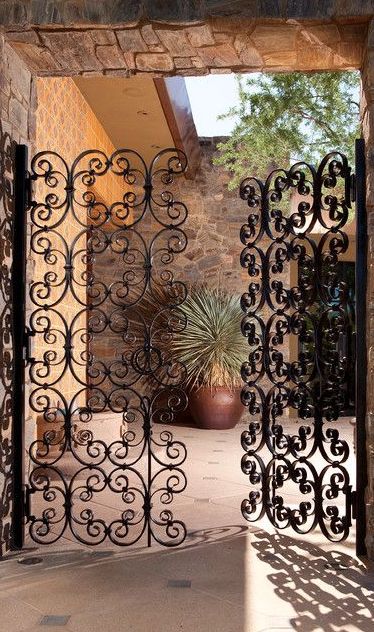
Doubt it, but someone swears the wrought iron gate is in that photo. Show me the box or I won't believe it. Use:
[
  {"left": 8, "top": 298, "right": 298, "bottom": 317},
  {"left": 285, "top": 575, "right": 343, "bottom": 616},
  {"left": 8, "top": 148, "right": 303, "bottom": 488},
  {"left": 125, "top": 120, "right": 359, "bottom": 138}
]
[
  {"left": 13, "top": 145, "right": 189, "bottom": 548},
  {"left": 239, "top": 140, "right": 367, "bottom": 553}
]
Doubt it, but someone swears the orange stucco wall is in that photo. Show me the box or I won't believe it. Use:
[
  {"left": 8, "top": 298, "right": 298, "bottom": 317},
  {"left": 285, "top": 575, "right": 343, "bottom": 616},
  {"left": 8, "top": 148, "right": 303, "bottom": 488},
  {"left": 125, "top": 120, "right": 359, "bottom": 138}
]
[{"left": 30, "top": 77, "right": 125, "bottom": 427}]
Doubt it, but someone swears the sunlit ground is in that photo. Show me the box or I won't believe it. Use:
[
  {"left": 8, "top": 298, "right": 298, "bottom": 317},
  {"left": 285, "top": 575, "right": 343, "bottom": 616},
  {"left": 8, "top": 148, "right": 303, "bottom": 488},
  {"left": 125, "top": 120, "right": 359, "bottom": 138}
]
[{"left": 1, "top": 415, "right": 371, "bottom": 631}]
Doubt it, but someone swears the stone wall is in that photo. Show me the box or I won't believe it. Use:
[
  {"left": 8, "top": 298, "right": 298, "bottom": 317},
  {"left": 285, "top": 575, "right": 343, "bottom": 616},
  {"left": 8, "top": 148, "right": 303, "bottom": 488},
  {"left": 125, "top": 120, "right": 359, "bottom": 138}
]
[
  {"left": 1, "top": 1, "right": 374, "bottom": 26},
  {"left": 2, "top": 19, "right": 367, "bottom": 77},
  {"left": 360, "top": 21, "right": 374, "bottom": 559},
  {"left": 170, "top": 137, "right": 246, "bottom": 291},
  {"left": 90, "top": 138, "right": 247, "bottom": 378},
  {"left": 0, "top": 35, "right": 33, "bottom": 555}
]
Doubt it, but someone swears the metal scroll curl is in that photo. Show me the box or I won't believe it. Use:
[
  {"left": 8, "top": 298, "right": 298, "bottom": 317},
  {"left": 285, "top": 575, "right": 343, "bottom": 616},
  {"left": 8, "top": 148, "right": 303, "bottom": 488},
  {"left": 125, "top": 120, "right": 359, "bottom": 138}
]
[
  {"left": 26, "top": 147, "right": 189, "bottom": 547},
  {"left": 239, "top": 152, "right": 353, "bottom": 542}
]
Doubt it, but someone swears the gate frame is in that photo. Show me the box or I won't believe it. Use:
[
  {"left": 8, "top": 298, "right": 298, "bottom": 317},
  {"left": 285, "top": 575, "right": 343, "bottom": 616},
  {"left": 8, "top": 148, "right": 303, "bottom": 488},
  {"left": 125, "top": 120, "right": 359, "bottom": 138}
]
[
  {"left": 355, "top": 138, "right": 368, "bottom": 556},
  {"left": 11, "top": 144, "right": 29, "bottom": 550},
  {"left": 12, "top": 140, "right": 369, "bottom": 553},
  {"left": 12, "top": 144, "right": 190, "bottom": 549}
]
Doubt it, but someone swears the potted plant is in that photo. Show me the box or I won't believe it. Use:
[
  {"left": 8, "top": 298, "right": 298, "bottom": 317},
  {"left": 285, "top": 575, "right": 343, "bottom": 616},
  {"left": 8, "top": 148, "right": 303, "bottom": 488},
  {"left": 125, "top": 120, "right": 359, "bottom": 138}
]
[{"left": 171, "top": 286, "right": 247, "bottom": 430}]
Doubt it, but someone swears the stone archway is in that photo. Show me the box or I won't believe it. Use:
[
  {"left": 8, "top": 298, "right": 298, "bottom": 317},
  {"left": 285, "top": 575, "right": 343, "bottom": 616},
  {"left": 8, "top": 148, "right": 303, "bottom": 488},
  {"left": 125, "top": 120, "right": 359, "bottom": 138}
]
[{"left": 0, "top": 1, "right": 373, "bottom": 558}]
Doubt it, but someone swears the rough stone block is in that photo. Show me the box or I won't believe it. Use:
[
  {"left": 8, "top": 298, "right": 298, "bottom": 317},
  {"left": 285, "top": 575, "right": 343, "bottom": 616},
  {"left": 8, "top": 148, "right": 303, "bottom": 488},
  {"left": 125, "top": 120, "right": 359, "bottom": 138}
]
[
  {"left": 191, "top": 56, "right": 205, "bottom": 68},
  {"left": 234, "top": 34, "right": 263, "bottom": 67},
  {"left": 9, "top": 41, "right": 60, "bottom": 73},
  {"left": 135, "top": 53, "right": 174, "bottom": 72},
  {"left": 141, "top": 25, "right": 161, "bottom": 46},
  {"left": 334, "top": 42, "right": 363, "bottom": 67},
  {"left": 6, "top": 29, "right": 40, "bottom": 44},
  {"left": 364, "top": 50, "right": 374, "bottom": 87},
  {"left": 122, "top": 52, "right": 136, "bottom": 69},
  {"left": 41, "top": 31, "right": 101, "bottom": 71},
  {"left": 9, "top": 96, "right": 28, "bottom": 133},
  {"left": 95, "top": 45, "right": 126, "bottom": 69},
  {"left": 155, "top": 29, "right": 196, "bottom": 56},
  {"left": 103, "top": 69, "right": 132, "bottom": 77},
  {"left": 210, "top": 67, "right": 231, "bottom": 74},
  {"left": 263, "top": 50, "right": 298, "bottom": 68},
  {"left": 5, "top": 44, "right": 31, "bottom": 101},
  {"left": 251, "top": 25, "right": 298, "bottom": 52},
  {"left": 367, "top": 19, "right": 374, "bottom": 48},
  {"left": 197, "top": 43, "right": 241, "bottom": 67},
  {"left": 174, "top": 57, "right": 194, "bottom": 69},
  {"left": 214, "top": 32, "right": 232, "bottom": 44},
  {"left": 186, "top": 25, "right": 215, "bottom": 47},
  {"left": 116, "top": 29, "right": 148, "bottom": 52},
  {"left": 339, "top": 23, "right": 367, "bottom": 43},
  {"left": 90, "top": 30, "right": 117, "bottom": 45},
  {"left": 296, "top": 45, "right": 333, "bottom": 70},
  {"left": 302, "top": 24, "right": 341, "bottom": 47}
]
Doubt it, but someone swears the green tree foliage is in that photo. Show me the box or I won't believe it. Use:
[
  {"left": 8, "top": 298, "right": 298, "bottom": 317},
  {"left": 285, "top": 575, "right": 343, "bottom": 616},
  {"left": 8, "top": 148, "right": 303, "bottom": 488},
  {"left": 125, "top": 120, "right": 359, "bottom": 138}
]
[{"left": 214, "top": 71, "right": 360, "bottom": 189}]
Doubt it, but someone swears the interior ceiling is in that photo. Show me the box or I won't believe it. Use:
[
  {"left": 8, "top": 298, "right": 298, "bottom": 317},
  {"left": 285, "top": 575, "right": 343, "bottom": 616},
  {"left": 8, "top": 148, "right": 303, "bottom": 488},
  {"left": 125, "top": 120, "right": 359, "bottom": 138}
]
[{"left": 74, "top": 76, "right": 174, "bottom": 163}]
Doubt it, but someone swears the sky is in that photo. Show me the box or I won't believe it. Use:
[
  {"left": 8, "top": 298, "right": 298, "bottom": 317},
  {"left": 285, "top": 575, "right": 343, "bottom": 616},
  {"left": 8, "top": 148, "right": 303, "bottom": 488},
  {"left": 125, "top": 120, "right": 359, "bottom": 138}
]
[
  {"left": 185, "top": 72, "right": 360, "bottom": 140},
  {"left": 185, "top": 74, "right": 244, "bottom": 137}
]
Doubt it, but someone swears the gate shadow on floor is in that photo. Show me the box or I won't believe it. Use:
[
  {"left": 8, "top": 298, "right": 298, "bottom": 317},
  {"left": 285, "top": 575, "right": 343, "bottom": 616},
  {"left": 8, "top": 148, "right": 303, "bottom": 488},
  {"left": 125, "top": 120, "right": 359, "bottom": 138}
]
[{"left": 251, "top": 530, "right": 374, "bottom": 632}]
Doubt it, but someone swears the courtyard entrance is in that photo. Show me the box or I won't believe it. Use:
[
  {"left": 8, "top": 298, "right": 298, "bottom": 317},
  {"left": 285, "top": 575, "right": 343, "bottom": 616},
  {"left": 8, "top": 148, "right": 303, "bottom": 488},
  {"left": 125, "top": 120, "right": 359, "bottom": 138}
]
[{"left": 11, "top": 137, "right": 366, "bottom": 553}]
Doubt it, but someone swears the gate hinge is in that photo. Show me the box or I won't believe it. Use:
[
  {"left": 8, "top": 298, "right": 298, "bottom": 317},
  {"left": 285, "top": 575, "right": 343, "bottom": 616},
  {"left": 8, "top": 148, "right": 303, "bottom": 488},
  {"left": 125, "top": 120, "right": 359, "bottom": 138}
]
[
  {"left": 23, "top": 329, "right": 35, "bottom": 364},
  {"left": 350, "top": 489, "right": 357, "bottom": 520},
  {"left": 350, "top": 173, "right": 356, "bottom": 204},
  {"left": 23, "top": 485, "right": 32, "bottom": 521},
  {"left": 25, "top": 172, "right": 33, "bottom": 207}
]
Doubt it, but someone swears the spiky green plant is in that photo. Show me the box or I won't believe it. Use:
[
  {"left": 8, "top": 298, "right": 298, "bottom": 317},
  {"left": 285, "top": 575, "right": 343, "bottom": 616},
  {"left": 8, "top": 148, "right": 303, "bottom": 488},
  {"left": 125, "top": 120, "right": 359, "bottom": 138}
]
[{"left": 171, "top": 286, "right": 247, "bottom": 389}]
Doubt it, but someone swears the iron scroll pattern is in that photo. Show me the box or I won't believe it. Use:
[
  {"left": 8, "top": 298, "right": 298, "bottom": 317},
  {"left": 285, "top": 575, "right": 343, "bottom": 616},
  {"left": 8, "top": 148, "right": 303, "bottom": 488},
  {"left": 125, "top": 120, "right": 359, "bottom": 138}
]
[
  {"left": 239, "top": 153, "right": 353, "bottom": 542},
  {"left": 26, "top": 148, "right": 189, "bottom": 547}
]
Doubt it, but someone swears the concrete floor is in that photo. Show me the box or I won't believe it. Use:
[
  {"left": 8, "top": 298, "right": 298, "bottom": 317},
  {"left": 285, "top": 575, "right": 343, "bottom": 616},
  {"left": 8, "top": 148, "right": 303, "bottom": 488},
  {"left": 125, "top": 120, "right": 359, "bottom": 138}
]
[{"left": 1, "top": 417, "right": 373, "bottom": 631}]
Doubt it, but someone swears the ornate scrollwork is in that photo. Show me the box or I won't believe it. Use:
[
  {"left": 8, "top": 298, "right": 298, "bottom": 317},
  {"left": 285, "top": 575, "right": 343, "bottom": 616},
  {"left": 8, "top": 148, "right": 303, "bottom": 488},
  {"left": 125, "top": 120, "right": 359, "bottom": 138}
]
[
  {"left": 240, "top": 152, "right": 353, "bottom": 542},
  {"left": 0, "top": 123, "right": 15, "bottom": 553},
  {"left": 26, "top": 148, "right": 188, "bottom": 547}
]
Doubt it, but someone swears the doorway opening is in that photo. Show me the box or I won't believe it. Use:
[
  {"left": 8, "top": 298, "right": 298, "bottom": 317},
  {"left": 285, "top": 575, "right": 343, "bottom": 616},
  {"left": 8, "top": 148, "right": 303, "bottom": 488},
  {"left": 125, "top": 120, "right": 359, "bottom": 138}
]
[{"left": 13, "top": 71, "right": 364, "bottom": 553}]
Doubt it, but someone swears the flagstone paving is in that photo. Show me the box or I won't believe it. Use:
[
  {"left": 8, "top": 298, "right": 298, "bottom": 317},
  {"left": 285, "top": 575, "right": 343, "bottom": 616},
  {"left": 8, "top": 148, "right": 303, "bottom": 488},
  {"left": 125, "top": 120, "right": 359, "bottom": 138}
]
[{"left": 1, "top": 417, "right": 372, "bottom": 631}]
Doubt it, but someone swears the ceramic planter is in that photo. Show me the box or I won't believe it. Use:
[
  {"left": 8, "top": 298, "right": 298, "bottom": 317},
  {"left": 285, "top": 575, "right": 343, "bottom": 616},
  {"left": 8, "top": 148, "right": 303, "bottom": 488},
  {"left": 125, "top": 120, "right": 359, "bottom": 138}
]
[{"left": 188, "top": 386, "right": 243, "bottom": 430}]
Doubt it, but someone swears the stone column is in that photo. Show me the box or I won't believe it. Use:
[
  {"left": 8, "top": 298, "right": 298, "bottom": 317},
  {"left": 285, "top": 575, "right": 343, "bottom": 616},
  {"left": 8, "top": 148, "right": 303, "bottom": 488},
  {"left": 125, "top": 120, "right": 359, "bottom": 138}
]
[
  {"left": 0, "top": 33, "right": 34, "bottom": 556},
  {"left": 361, "top": 19, "right": 374, "bottom": 559}
]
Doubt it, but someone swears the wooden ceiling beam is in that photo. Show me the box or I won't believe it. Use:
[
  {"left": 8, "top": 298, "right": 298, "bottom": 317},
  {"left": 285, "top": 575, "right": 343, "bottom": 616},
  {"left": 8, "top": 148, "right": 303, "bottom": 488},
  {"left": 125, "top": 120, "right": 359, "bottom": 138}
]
[{"left": 154, "top": 77, "right": 202, "bottom": 180}]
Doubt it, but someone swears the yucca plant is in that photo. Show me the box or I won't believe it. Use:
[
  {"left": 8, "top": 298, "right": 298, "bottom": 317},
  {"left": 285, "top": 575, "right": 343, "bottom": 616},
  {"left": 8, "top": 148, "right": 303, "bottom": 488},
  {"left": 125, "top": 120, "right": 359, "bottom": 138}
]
[{"left": 171, "top": 286, "right": 247, "bottom": 389}]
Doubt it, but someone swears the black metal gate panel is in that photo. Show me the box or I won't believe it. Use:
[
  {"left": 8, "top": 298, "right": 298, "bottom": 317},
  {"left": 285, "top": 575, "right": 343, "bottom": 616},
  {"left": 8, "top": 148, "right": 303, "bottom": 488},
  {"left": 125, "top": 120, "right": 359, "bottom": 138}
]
[
  {"left": 239, "top": 143, "right": 367, "bottom": 548},
  {"left": 15, "top": 146, "right": 189, "bottom": 547}
]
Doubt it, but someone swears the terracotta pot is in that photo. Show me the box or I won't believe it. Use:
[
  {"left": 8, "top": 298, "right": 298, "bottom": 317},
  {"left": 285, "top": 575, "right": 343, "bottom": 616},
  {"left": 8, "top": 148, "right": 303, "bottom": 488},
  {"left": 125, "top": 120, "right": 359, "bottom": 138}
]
[{"left": 188, "top": 386, "right": 243, "bottom": 430}]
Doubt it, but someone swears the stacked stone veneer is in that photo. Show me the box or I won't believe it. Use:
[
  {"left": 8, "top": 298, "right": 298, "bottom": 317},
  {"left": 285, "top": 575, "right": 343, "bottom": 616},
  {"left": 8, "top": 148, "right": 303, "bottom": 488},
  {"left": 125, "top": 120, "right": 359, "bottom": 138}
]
[
  {"left": 0, "top": 35, "right": 33, "bottom": 555},
  {"left": 1, "top": 13, "right": 367, "bottom": 77},
  {"left": 361, "top": 21, "right": 374, "bottom": 560},
  {"left": 91, "top": 138, "right": 289, "bottom": 401}
]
